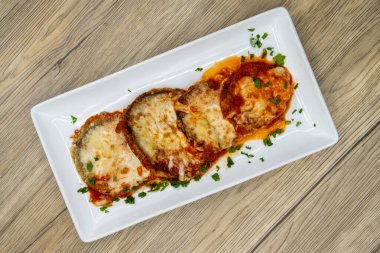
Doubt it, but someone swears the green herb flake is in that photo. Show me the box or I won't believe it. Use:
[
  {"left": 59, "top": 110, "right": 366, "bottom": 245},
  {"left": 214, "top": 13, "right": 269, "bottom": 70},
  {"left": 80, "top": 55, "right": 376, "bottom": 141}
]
[
  {"left": 77, "top": 187, "right": 88, "bottom": 194},
  {"left": 263, "top": 137, "right": 273, "bottom": 146},
  {"left": 131, "top": 185, "right": 139, "bottom": 191},
  {"left": 273, "top": 53, "right": 286, "bottom": 66},
  {"left": 286, "top": 120, "right": 292, "bottom": 125},
  {"left": 180, "top": 181, "right": 190, "bottom": 187},
  {"left": 86, "top": 162, "right": 93, "bottom": 172},
  {"left": 94, "top": 157, "right": 99, "bottom": 161},
  {"left": 248, "top": 28, "right": 255, "bottom": 32},
  {"left": 195, "top": 67, "right": 203, "bottom": 71},
  {"left": 199, "top": 161, "right": 210, "bottom": 173},
  {"left": 253, "top": 77, "right": 261, "bottom": 89},
  {"left": 250, "top": 53, "right": 254, "bottom": 59},
  {"left": 296, "top": 121, "right": 302, "bottom": 127},
  {"left": 260, "top": 157, "right": 265, "bottom": 162},
  {"left": 194, "top": 175, "right": 202, "bottom": 181},
  {"left": 269, "top": 98, "right": 281, "bottom": 104},
  {"left": 171, "top": 181, "right": 180, "bottom": 188},
  {"left": 264, "top": 81, "right": 270, "bottom": 87},
  {"left": 227, "top": 156, "right": 234, "bottom": 168},
  {"left": 228, "top": 145, "right": 242, "bottom": 153},
  {"left": 313, "top": 123, "right": 317, "bottom": 127},
  {"left": 241, "top": 151, "right": 254, "bottom": 158},
  {"left": 128, "top": 89, "right": 132, "bottom": 93},
  {"left": 256, "top": 40, "right": 262, "bottom": 48},
  {"left": 245, "top": 146, "right": 252, "bottom": 150},
  {"left": 284, "top": 81, "right": 288, "bottom": 89},
  {"left": 211, "top": 173, "right": 220, "bottom": 182},
  {"left": 292, "top": 109, "right": 297, "bottom": 114},
  {"left": 123, "top": 187, "right": 129, "bottom": 192},
  {"left": 241, "top": 55, "right": 246, "bottom": 62},
  {"left": 261, "top": 48, "right": 267, "bottom": 59},
  {"left": 125, "top": 196, "right": 135, "bottom": 204},
  {"left": 88, "top": 178, "right": 96, "bottom": 186},
  {"left": 138, "top": 192, "right": 147, "bottom": 198},
  {"left": 248, "top": 161, "right": 251, "bottom": 164},
  {"left": 113, "top": 175, "right": 117, "bottom": 182},
  {"left": 216, "top": 165, "right": 221, "bottom": 171},
  {"left": 299, "top": 108, "right": 303, "bottom": 113},
  {"left": 262, "top": 33, "right": 268, "bottom": 39},
  {"left": 70, "top": 115, "right": 77, "bottom": 124},
  {"left": 113, "top": 197, "right": 120, "bottom": 202},
  {"left": 294, "top": 83, "right": 299, "bottom": 89},
  {"left": 100, "top": 205, "right": 110, "bottom": 213}
]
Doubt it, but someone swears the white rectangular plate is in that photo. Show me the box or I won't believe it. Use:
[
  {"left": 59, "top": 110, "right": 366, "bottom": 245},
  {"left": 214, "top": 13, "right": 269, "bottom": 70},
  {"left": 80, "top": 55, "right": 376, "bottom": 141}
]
[{"left": 31, "top": 7, "right": 338, "bottom": 242}]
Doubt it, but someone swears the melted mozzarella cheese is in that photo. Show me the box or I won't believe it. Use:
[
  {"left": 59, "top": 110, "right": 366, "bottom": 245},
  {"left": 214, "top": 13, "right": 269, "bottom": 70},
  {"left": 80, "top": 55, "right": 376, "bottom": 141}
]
[{"left": 79, "top": 119, "right": 149, "bottom": 193}]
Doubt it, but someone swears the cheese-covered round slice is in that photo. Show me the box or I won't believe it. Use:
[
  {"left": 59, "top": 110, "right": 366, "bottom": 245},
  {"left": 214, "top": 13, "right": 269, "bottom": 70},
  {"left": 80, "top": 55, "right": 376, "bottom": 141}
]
[
  {"left": 221, "top": 61, "right": 294, "bottom": 136},
  {"left": 71, "top": 112, "right": 150, "bottom": 197},
  {"left": 124, "top": 89, "right": 209, "bottom": 181},
  {"left": 177, "top": 81, "right": 236, "bottom": 151}
]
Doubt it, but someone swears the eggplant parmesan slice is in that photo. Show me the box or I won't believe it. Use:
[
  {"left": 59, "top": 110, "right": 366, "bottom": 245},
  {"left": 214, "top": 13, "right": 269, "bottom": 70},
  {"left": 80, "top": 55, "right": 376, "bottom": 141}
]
[
  {"left": 124, "top": 88, "right": 209, "bottom": 181},
  {"left": 177, "top": 81, "right": 236, "bottom": 151},
  {"left": 71, "top": 112, "right": 151, "bottom": 198},
  {"left": 221, "top": 61, "right": 294, "bottom": 136}
]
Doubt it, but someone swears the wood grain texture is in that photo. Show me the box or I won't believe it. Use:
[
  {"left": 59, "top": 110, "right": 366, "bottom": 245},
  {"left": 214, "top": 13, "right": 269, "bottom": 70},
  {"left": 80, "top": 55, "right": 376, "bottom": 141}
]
[{"left": 0, "top": 0, "right": 379, "bottom": 252}]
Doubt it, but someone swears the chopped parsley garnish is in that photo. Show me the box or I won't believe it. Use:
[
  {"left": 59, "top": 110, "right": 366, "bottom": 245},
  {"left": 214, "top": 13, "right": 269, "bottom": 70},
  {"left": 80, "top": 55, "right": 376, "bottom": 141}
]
[
  {"left": 253, "top": 77, "right": 261, "bottom": 89},
  {"left": 70, "top": 115, "right": 77, "bottom": 124},
  {"left": 284, "top": 81, "right": 288, "bottom": 89},
  {"left": 273, "top": 53, "right": 286, "bottom": 66},
  {"left": 264, "top": 81, "right": 270, "bottom": 87},
  {"left": 88, "top": 178, "right": 96, "bottom": 186},
  {"left": 313, "top": 123, "right": 316, "bottom": 127},
  {"left": 113, "top": 175, "right": 117, "bottom": 182},
  {"left": 263, "top": 137, "right": 273, "bottom": 146},
  {"left": 138, "top": 192, "right": 147, "bottom": 198},
  {"left": 249, "top": 32, "right": 263, "bottom": 48},
  {"left": 262, "top": 33, "right": 268, "bottom": 39},
  {"left": 250, "top": 53, "right": 254, "bottom": 59},
  {"left": 292, "top": 109, "right": 297, "bottom": 114},
  {"left": 227, "top": 156, "right": 234, "bottom": 168},
  {"left": 194, "top": 175, "right": 202, "bottom": 181},
  {"left": 216, "top": 165, "right": 221, "bottom": 171},
  {"left": 199, "top": 161, "right": 210, "bottom": 173},
  {"left": 260, "top": 157, "right": 265, "bottom": 162},
  {"left": 149, "top": 182, "right": 169, "bottom": 192},
  {"left": 211, "top": 173, "right": 220, "bottom": 181},
  {"left": 128, "top": 89, "right": 132, "bottom": 93},
  {"left": 241, "top": 151, "right": 254, "bottom": 158},
  {"left": 269, "top": 98, "right": 281, "bottom": 104},
  {"left": 100, "top": 205, "right": 110, "bottom": 213},
  {"left": 248, "top": 161, "right": 251, "bottom": 164},
  {"left": 180, "top": 181, "right": 190, "bottom": 187},
  {"left": 245, "top": 146, "right": 252, "bottom": 150},
  {"left": 294, "top": 83, "right": 299, "bottom": 89},
  {"left": 86, "top": 162, "right": 93, "bottom": 172},
  {"left": 125, "top": 196, "right": 135, "bottom": 204},
  {"left": 296, "top": 121, "right": 302, "bottom": 127},
  {"left": 171, "top": 181, "right": 180, "bottom": 188},
  {"left": 228, "top": 145, "right": 242, "bottom": 153},
  {"left": 131, "top": 185, "right": 139, "bottom": 191},
  {"left": 267, "top": 47, "right": 274, "bottom": 56},
  {"left": 123, "top": 187, "right": 129, "bottom": 192},
  {"left": 113, "top": 197, "right": 120, "bottom": 202},
  {"left": 195, "top": 67, "right": 203, "bottom": 71},
  {"left": 286, "top": 120, "right": 292, "bottom": 125},
  {"left": 241, "top": 56, "right": 246, "bottom": 62},
  {"left": 299, "top": 108, "right": 303, "bottom": 113},
  {"left": 77, "top": 187, "right": 88, "bottom": 194},
  {"left": 248, "top": 28, "right": 255, "bottom": 32},
  {"left": 94, "top": 157, "right": 99, "bottom": 161},
  {"left": 261, "top": 48, "right": 267, "bottom": 58}
]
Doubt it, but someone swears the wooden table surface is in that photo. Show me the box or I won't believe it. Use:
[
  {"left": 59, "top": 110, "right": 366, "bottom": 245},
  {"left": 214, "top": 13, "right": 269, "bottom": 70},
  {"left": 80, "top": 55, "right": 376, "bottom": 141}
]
[{"left": 1, "top": 0, "right": 379, "bottom": 252}]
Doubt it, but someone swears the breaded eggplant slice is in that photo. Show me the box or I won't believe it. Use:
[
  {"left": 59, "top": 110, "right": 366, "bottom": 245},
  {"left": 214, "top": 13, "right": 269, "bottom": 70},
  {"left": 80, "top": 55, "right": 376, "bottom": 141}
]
[
  {"left": 177, "top": 81, "right": 236, "bottom": 151},
  {"left": 221, "top": 61, "right": 294, "bottom": 136},
  {"left": 71, "top": 112, "right": 151, "bottom": 198},
  {"left": 124, "top": 88, "right": 209, "bottom": 181}
]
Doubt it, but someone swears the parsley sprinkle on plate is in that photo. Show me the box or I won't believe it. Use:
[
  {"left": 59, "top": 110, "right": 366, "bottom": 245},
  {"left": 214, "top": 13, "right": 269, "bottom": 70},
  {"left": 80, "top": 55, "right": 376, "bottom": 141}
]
[{"left": 70, "top": 115, "right": 77, "bottom": 124}]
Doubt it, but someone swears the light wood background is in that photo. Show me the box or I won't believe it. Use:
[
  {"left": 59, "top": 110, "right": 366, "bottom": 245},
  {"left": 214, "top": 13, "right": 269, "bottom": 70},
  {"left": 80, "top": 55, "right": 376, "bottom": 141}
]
[{"left": 1, "top": 0, "right": 379, "bottom": 252}]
